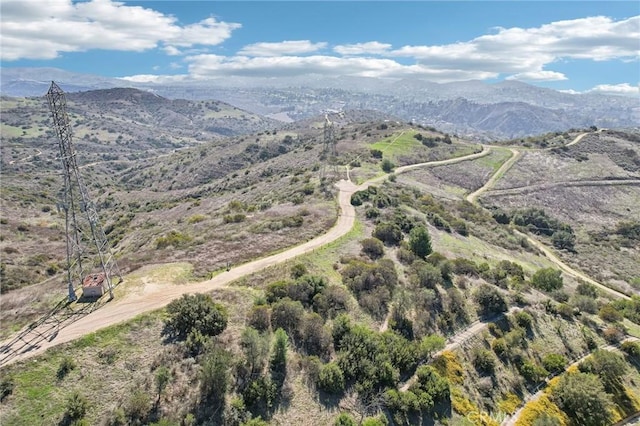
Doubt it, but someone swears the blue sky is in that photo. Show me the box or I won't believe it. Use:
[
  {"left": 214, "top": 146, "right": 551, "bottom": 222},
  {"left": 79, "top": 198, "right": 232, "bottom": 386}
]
[{"left": 1, "top": 1, "right": 638, "bottom": 95}]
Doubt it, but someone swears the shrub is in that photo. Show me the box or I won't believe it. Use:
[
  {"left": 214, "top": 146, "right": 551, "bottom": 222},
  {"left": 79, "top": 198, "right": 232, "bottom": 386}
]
[
  {"left": 248, "top": 305, "right": 271, "bottom": 332},
  {"left": 57, "top": 356, "right": 76, "bottom": 379},
  {"left": 155, "top": 230, "right": 192, "bottom": 249},
  {"left": 371, "top": 149, "right": 383, "bottom": 158},
  {"left": 361, "top": 238, "right": 384, "bottom": 259},
  {"left": 474, "top": 284, "right": 508, "bottom": 317},
  {"left": 576, "top": 283, "right": 597, "bottom": 298},
  {"left": 472, "top": 349, "right": 496, "bottom": 375},
  {"left": 542, "top": 354, "right": 567, "bottom": 374},
  {"left": 381, "top": 158, "right": 395, "bottom": 173},
  {"left": 125, "top": 388, "right": 151, "bottom": 422},
  {"left": 621, "top": 341, "right": 640, "bottom": 357},
  {"left": 602, "top": 326, "right": 624, "bottom": 344},
  {"left": 513, "top": 310, "right": 533, "bottom": 329},
  {"left": 408, "top": 226, "right": 432, "bottom": 259},
  {"left": 598, "top": 304, "right": 623, "bottom": 322},
  {"left": 317, "top": 362, "right": 345, "bottom": 394},
  {"left": 66, "top": 391, "right": 89, "bottom": 421},
  {"left": 372, "top": 222, "right": 403, "bottom": 246},
  {"left": 223, "top": 213, "right": 246, "bottom": 224},
  {"left": 0, "top": 376, "right": 14, "bottom": 402},
  {"left": 335, "top": 413, "right": 357, "bottom": 426},
  {"left": 519, "top": 361, "right": 548, "bottom": 384},
  {"left": 531, "top": 268, "right": 563, "bottom": 292},
  {"left": 163, "top": 293, "right": 228, "bottom": 339},
  {"left": 290, "top": 263, "right": 308, "bottom": 279},
  {"left": 552, "top": 372, "right": 612, "bottom": 426}
]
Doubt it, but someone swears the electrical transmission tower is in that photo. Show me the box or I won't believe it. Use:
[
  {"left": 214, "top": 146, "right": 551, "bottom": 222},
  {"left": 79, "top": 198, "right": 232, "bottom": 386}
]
[
  {"left": 46, "top": 81, "right": 122, "bottom": 302},
  {"left": 320, "top": 113, "right": 340, "bottom": 180}
]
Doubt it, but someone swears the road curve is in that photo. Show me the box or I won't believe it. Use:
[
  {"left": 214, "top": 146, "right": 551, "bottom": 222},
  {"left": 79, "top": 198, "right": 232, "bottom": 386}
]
[
  {"left": 466, "top": 148, "right": 520, "bottom": 204},
  {"left": 0, "top": 146, "right": 490, "bottom": 367}
]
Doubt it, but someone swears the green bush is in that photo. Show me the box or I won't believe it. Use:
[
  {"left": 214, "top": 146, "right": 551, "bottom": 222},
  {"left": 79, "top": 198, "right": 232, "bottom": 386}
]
[
  {"left": 0, "top": 375, "right": 14, "bottom": 402},
  {"left": 372, "top": 222, "right": 403, "bottom": 246},
  {"left": 531, "top": 268, "right": 563, "bottom": 292},
  {"left": 474, "top": 284, "right": 508, "bottom": 317},
  {"left": 381, "top": 158, "right": 395, "bottom": 173},
  {"left": 163, "top": 293, "right": 228, "bottom": 339},
  {"left": 542, "top": 354, "right": 567, "bottom": 374},
  {"left": 155, "top": 230, "right": 192, "bottom": 249},
  {"left": 65, "top": 391, "right": 89, "bottom": 421},
  {"left": 408, "top": 226, "right": 432, "bottom": 259},
  {"left": 335, "top": 413, "right": 357, "bottom": 426},
  {"left": 361, "top": 237, "right": 385, "bottom": 259},
  {"left": 317, "top": 362, "right": 345, "bottom": 394},
  {"left": 472, "top": 349, "right": 496, "bottom": 375}
]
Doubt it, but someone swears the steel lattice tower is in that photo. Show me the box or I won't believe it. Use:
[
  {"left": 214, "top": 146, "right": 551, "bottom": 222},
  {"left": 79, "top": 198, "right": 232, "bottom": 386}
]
[
  {"left": 320, "top": 114, "right": 339, "bottom": 180},
  {"left": 46, "top": 81, "right": 122, "bottom": 302}
]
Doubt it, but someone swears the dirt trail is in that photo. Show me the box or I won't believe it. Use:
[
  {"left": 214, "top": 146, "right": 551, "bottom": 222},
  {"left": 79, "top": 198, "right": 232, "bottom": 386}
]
[
  {"left": 486, "top": 179, "right": 640, "bottom": 197},
  {"left": 466, "top": 148, "right": 520, "bottom": 204},
  {"left": 0, "top": 147, "right": 490, "bottom": 367},
  {"left": 502, "top": 337, "right": 638, "bottom": 426},
  {"left": 399, "top": 307, "right": 519, "bottom": 392},
  {"left": 466, "top": 136, "right": 631, "bottom": 301}
]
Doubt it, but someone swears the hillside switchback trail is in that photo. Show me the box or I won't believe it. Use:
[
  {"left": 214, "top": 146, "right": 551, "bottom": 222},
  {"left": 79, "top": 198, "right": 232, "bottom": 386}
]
[
  {"left": 0, "top": 146, "right": 490, "bottom": 367},
  {"left": 467, "top": 132, "right": 631, "bottom": 301}
]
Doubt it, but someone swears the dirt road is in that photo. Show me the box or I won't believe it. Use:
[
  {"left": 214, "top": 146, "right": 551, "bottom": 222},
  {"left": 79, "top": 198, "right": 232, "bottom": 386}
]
[
  {"left": 465, "top": 138, "right": 631, "bottom": 301},
  {"left": 0, "top": 147, "right": 490, "bottom": 367},
  {"left": 466, "top": 148, "right": 520, "bottom": 204}
]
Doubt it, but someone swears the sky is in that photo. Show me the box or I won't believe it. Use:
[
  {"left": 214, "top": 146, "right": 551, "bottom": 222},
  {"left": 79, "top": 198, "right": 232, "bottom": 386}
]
[{"left": 1, "top": 1, "right": 639, "bottom": 95}]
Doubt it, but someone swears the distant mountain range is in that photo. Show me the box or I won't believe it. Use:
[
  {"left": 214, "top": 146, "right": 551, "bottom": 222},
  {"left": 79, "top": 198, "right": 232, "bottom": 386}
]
[{"left": 2, "top": 67, "right": 638, "bottom": 139}]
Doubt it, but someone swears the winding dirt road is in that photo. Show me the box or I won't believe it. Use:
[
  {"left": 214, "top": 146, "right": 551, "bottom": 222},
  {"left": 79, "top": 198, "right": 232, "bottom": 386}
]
[
  {"left": 0, "top": 147, "right": 490, "bottom": 367},
  {"left": 465, "top": 133, "right": 631, "bottom": 301}
]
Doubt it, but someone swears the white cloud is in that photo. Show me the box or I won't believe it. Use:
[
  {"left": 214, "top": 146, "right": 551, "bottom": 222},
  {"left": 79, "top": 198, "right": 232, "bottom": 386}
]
[
  {"left": 238, "top": 40, "right": 327, "bottom": 57},
  {"left": 506, "top": 71, "right": 567, "bottom": 82},
  {"left": 118, "top": 74, "right": 187, "bottom": 84},
  {"left": 586, "top": 83, "right": 640, "bottom": 96},
  {"left": 334, "top": 42, "right": 392, "bottom": 55},
  {"left": 0, "top": 0, "right": 240, "bottom": 61},
  {"left": 184, "top": 54, "right": 496, "bottom": 82},
  {"left": 387, "top": 15, "right": 639, "bottom": 81},
  {"left": 163, "top": 46, "right": 182, "bottom": 56}
]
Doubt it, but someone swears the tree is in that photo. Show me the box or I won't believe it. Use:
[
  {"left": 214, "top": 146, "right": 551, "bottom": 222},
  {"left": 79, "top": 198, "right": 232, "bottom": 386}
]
[
  {"left": 240, "top": 327, "right": 270, "bottom": 378},
  {"left": 531, "top": 268, "right": 563, "bottom": 292},
  {"left": 552, "top": 372, "right": 612, "bottom": 426},
  {"left": 155, "top": 366, "right": 172, "bottom": 404},
  {"left": 164, "top": 293, "right": 228, "bottom": 339},
  {"left": 408, "top": 226, "right": 432, "bottom": 259},
  {"left": 200, "top": 348, "right": 231, "bottom": 403},
  {"left": 579, "top": 349, "right": 627, "bottom": 390},
  {"left": 270, "top": 328, "right": 288, "bottom": 377}
]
